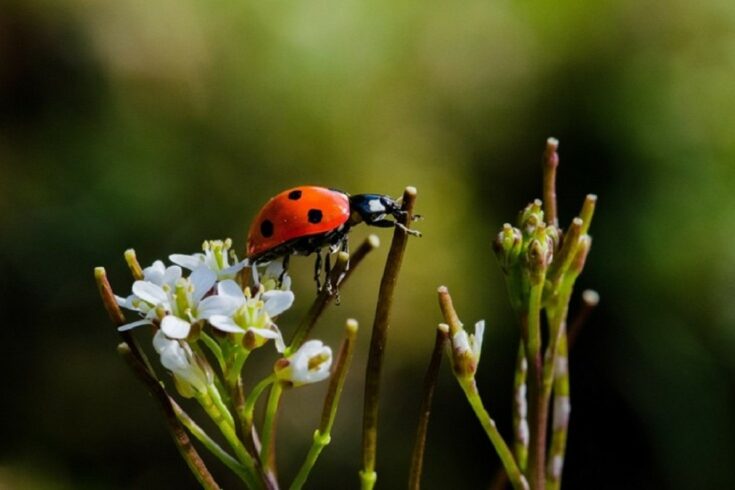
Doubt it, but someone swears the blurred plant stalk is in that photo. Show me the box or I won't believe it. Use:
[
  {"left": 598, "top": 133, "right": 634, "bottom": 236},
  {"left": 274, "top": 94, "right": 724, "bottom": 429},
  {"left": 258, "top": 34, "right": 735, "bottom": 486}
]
[{"left": 492, "top": 138, "right": 597, "bottom": 490}]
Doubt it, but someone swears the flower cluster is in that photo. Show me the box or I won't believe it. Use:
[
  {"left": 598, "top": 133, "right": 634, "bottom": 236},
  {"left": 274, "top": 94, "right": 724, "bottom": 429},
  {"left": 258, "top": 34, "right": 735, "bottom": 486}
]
[{"left": 115, "top": 239, "right": 333, "bottom": 394}]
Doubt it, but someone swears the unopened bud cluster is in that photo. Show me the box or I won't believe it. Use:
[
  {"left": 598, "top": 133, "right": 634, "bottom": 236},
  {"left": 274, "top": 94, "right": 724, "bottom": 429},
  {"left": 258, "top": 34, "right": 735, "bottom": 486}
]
[{"left": 494, "top": 195, "right": 595, "bottom": 311}]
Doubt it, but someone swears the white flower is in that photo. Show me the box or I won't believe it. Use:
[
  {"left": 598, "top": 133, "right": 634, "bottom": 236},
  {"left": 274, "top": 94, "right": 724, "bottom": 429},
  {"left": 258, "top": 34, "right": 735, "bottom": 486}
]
[
  {"left": 153, "top": 331, "right": 212, "bottom": 397},
  {"left": 209, "top": 282, "right": 293, "bottom": 352},
  {"left": 274, "top": 340, "right": 332, "bottom": 387},
  {"left": 170, "top": 239, "right": 247, "bottom": 280},
  {"left": 118, "top": 265, "right": 238, "bottom": 339},
  {"left": 449, "top": 320, "right": 485, "bottom": 378},
  {"left": 115, "top": 260, "right": 182, "bottom": 325},
  {"left": 259, "top": 261, "right": 292, "bottom": 291}
]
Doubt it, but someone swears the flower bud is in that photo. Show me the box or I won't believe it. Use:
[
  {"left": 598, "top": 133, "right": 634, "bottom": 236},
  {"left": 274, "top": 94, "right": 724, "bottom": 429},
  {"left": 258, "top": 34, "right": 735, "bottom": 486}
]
[
  {"left": 493, "top": 223, "right": 523, "bottom": 272},
  {"left": 448, "top": 320, "right": 485, "bottom": 379},
  {"left": 526, "top": 226, "right": 554, "bottom": 283},
  {"left": 274, "top": 340, "right": 333, "bottom": 387},
  {"left": 518, "top": 199, "right": 545, "bottom": 237},
  {"left": 153, "top": 331, "right": 212, "bottom": 398}
]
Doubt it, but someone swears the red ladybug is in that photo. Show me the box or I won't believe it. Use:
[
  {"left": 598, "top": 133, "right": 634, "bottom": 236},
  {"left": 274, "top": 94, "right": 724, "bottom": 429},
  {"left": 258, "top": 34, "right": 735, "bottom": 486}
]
[{"left": 246, "top": 186, "right": 420, "bottom": 287}]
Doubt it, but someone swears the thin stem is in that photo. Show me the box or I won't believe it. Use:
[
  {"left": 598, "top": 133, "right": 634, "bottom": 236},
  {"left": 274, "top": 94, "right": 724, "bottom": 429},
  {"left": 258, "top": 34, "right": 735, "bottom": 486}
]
[
  {"left": 243, "top": 375, "right": 277, "bottom": 431},
  {"left": 408, "top": 324, "right": 449, "bottom": 490},
  {"left": 542, "top": 138, "right": 559, "bottom": 228},
  {"left": 200, "top": 331, "right": 226, "bottom": 375},
  {"left": 361, "top": 187, "right": 418, "bottom": 484},
  {"left": 260, "top": 381, "right": 284, "bottom": 475},
  {"left": 124, "top": 248, "right": 145, "bottom": 280},
  {"left": 286, "top": 235, "right": 379, "bottom": 355},
  {"left": 513, "top": 342, "right": 529, "bottom": 472},
  {"left": 172, "top": 398, "right": 252, "bottom": 485},
  {"left": 546, "top": 290, "right": 598, "bottom": 490},
  {"left": 568, "top": 289, "right": 599, "bottom": 349},
  {"left": 578, "top": 194, "right": 597, "bottom": 236},
  {"left": 209, "top": 384, "right": 236, "bottom": 429},
  {"left": 459, "top": 378, "right": 529, "bottom": 490},
  {"left": 234, "top": 377, "right": 279, "bottom": 490},
  {"left": 524, "top": 281, "right": 546, "bottom": 490},
  {"left": 227, "top": 348, "right": 251, "bottom": 389},
  {"left": 197, "top": 388, "right": 263, "bottom": 489},
  {"left": 546, "top": 218, "right": 583, "bottom": 291},
  {"left": 94, "top": 267, "right": 154, "bottom": 374},
  {"left": 546, "top": 332, "right": 570, "bottom": 490},
  {"left": 117, "top": 343, "right": 221, "bottom": 490},
  {"left": 290, "top": 319, "right": 359, "bottom": 490}
]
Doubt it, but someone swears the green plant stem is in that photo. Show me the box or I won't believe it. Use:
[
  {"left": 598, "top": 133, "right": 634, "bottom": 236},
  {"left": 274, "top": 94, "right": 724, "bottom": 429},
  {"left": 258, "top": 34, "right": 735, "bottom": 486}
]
[
  {"left": 547, "top": 219, "right": 582, "bottom": 292},
  {"left": 408, "top": 324, "right": 448, "bottom": 490},
  {"left": 117, "top": 343, "right": 221, "bottom": 490},
  {"left": 545, "top": 331, "right": 570, "bottom": 490},
  {"left": 361, "top": 187, "right": 418, "bottom": 486},
  {"left": 524, "top": 281, "right": 546, "bottom": 490},
  {"left": 513, "top": 342, "right": 529, "bottom": 472},
  {"left": 286, "top": 235, "right": 379, "bottom": 355},
  {"left": 459, "top": 377, "right": 529, "bottom": 490},
  {"left": 578, "top": 194, "right": 597, "bottom": 236},
  {"left": 200, "top": 331, "right": 226, "bottom": 375},
  {"left": 233, "top": 377, "right": 279, "bottom": 490},
  {"left": 290, "top": 319, "right": 359, "bottom": 490},
  {"left": 243, "top": 375, "right": 276, "bottom": 431},
  {"left": 198, "top": 388, "right": 263, "bottom": 489},
  {"left": 209, "top": 384, "right": 236, "bottom": 428},
  {"left": 227, "top": 348, "right": 251, "bottom": 390},
  {"left": 124, "top": 248, "right": 145, "bottom": 280},
  {"left": 542, "top": 138, "right": 559, "bottom": 228},
  {"left": 172, "top": 398, "right": 253, "bottom": 485},
  {"left": 261, "top": 381, "right": 285, "bottom": 475}
]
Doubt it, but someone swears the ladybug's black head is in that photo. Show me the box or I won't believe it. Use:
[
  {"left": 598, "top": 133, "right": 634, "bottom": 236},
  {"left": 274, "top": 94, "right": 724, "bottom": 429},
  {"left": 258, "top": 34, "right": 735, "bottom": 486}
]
[{"left": 347, "top": 194, "right": 406, "bottom": 227}]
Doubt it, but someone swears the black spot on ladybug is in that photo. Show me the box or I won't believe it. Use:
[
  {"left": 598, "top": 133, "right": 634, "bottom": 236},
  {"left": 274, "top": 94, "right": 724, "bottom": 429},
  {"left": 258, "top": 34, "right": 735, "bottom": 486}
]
[
  {"left": 307, "top": 209, "right": 323, "bottom": 224},
  {"left": 261, "top": 219, "right": 274, "bottom": 237},
  {"left": 288, "top": 190, "right": 302, "bottom": 200}
]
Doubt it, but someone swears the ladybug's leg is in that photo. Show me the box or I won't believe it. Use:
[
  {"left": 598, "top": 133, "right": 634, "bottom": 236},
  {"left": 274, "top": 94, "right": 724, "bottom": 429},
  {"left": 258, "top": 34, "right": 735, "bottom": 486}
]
[
  {"left": 314, "top": 251, "right": 323, "bottom": 292},
  {"left": 279, "top": 254, "right": 290, "bottom": 286},
  {"left": 370, "top": 218, "right": 423, "bottom": 237}
]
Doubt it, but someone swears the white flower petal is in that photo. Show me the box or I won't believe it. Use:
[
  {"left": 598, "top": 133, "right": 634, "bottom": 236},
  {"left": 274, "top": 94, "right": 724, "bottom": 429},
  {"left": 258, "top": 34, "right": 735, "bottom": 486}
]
[
  {"left": 198, "top": 295, "right": 239, "bottom": 318},
  {"left": 153, "top": 330, "right": 174, "bottom": 354},
  {"left": 132, "top": 281, "right": 168, "bottom": 305},
  {"left": 263, "top": 290, "right": 294, "bottom": 317},
  {"left": 209, "top": 315, "right": 246, "bottom": 334},
  {"left": 221, "top": 260, "right": 248, "bottom": 276},
  {"left": 272, "top": 324, "right": 286, "bottom": 353},
  {"left": 117, "top": 319, "right": 152, "bottom": 332},
  {"left": 190, "top": 266, "right": 217, "bottom": 303},
  {"left": 217, "top": 280, "right": 245, "bottom": 302},
  {"left": 169, "top": 253, "right": 204, "bottom": 271},
  {"left": 162, "top": 265, "right": 183, "bottom": 286},
  {"left": 247, "top": 327, "right": 279, "bottom": 339},
  {"left": 452, "top": 330, "right": 471, "bottom": 355},
  {"left": 161, "top": 315, "right": 192, "bottom": 339},
  {"left": 473, "top": 320, "right": 485, "bottom": 360},
  {"left": 143, "top": 260, "right": 166, "bottom": 284}
]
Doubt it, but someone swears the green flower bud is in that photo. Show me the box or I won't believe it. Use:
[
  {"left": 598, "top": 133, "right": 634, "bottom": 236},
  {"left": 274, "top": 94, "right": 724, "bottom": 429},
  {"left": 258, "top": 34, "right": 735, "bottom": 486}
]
[
  {"left": 493, "top": 223, "right": 523, "bottom": 272},
  {"left": 518, "top": 199, "right": 545, "bottom": 238}
]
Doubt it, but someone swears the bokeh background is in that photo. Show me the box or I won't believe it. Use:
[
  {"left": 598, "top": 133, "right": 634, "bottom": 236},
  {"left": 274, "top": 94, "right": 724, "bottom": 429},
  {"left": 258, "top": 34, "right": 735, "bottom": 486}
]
[{"left": 2, "top": 0, "right": 735, "bottom": 488}]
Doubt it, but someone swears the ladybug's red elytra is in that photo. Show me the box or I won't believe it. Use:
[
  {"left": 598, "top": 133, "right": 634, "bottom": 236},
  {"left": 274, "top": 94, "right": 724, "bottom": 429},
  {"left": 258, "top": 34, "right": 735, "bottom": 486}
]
[{"left": 246, "top": 186, "right": 421, "bottom": 288}]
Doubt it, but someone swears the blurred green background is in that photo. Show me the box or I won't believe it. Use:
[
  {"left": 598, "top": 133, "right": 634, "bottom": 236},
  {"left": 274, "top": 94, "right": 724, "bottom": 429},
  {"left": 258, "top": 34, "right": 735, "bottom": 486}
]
[{"left": 2, "top": 0, "right": 735, "bottom": 488}]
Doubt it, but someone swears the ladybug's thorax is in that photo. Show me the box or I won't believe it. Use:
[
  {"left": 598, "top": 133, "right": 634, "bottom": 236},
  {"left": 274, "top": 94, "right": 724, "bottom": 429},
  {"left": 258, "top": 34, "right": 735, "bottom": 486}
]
[{"left": 348, "top": 194, "right": 401, "bottom": 226}]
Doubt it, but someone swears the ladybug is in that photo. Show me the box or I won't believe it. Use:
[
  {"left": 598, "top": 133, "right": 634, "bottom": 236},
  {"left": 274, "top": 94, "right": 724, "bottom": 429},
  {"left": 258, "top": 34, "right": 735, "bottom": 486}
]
[{"left": 246, "top": 186, "right": 421, "bottom": 289}]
